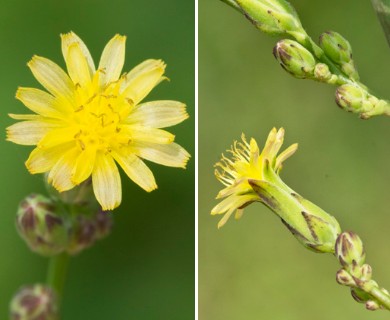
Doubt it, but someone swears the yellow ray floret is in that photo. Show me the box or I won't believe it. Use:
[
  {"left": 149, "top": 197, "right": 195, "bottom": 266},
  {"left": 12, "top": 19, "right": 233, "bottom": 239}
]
[
  {"left": 7, "top": 32, "right": 190, "bottom": 210},
  {"left": 211, "top": 128, "right": 297, "bottom": 228}
]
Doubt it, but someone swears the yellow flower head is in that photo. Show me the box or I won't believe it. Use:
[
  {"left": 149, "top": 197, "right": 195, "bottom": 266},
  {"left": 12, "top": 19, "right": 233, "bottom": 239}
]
[
  {"left": 7, "top": 32, "right": 190, "bottom": 210},
  {"left": 211, "top": 128, "right": 297, "bottom": 228}
]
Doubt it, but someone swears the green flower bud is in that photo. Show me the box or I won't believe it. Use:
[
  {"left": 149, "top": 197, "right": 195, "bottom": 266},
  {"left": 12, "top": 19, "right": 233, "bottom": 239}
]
[
  {"left": 366, "top": 300, "right": 381, "bottom": 311},
  {"left": 360, "top": 264, "right": 373, "bottom": 281},
  {"left": 319, "top": 31, "right": 352, "bottom": 64},
  {"left": 67, "top": 209, "right": 113, "bottom": 255},
  {"left": 10, "top": 284, "right": 58, "bottom": 320},
  {"left": 335, "top": 84, "right": 390, "bottom": 118},
  {"left": 94, "top": 209, "right": 114, "bottom": 240},
  {"left": 235, "top": 0, "right": 305, "bottom": 37},
  {"left": 336, "top": 269, "right": 356, "bottom": 287},
  {"left": 313, "top": 63, "right": 339, "bottom": 84},
  {"left": 16, "top": 194, "right": 68, "bottom": 256},
  {"left": 335, "top": 231, "right": 366, "bottom": 272},
  {"left": 273, "top": 39, "right": 316, "bottom": 79},
  {"left": 335, "top": 84, "right": 366, "bottom": 113},
  {"left": 319, "top": 31, "right": 359, "bottom": 80}
]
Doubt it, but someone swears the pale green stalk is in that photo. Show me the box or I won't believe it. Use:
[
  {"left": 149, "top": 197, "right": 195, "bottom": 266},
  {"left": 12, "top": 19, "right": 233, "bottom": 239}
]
[
  {"left": 369, "top": 287, "right": 390, "bottom": 310},
  {"left": 47, "top": 252, "right": 70, "bottom": 308}
]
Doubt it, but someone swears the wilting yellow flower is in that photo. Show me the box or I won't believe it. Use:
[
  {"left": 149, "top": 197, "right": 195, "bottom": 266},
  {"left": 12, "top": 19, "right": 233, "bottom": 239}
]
[
  {"left": 212, "top": 128, "right": 297, "bottom": 228},
  {"left": 7, "top": 32, "right": 190, "bottom": 210}
]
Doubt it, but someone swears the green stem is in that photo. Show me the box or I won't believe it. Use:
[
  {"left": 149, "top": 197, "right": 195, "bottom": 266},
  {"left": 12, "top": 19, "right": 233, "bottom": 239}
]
[
  {"left": 218, "top": 0, "right": 241, "bottom": 12},
  {"left": 47, "top": 252, "right": 70, "bottom": 307},
  {"left": 367, "top": 286, "right": 390, "bottom": 310}
]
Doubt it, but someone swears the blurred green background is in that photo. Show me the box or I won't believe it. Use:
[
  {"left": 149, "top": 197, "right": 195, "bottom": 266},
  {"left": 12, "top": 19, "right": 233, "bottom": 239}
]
[
  {"left": 200, "top": 1, "right": 390, "bottom": 319},
  {"left": 0, "top": 1, "right": 194, "bottom": 319}
]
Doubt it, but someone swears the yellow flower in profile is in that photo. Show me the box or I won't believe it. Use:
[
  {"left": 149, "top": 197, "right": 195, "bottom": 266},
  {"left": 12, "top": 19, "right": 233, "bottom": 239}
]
[
  {"left": 7, "top": 32, "right": 190, "bottom": 210},
  {"left": 211, "top": 128, "right": 298, "bottom": 228}
]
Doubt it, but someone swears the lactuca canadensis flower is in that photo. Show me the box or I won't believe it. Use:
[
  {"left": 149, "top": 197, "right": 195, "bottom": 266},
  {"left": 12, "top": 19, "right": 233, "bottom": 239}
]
[
  {"left": 7, "top": 32, "right": 190, "bottom": 210},
  {"left": 212, "top": 128, "right": 341, "bottom": 253}
]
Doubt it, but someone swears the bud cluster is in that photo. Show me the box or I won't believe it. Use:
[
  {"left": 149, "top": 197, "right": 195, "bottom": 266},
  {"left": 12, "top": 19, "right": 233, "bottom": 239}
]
[
  {"left": 335, "top": 84, "right": 389, "bottom": 119},
  {"left": 16, "top": 183, "right": 113, "bottom": 256},
  {"left": 273, "top": 39, "right": 340, "bottom": 84},
  {"left": 10, "top": 284, "right": 58, "bottom": 320},
  {"left": 335, "top": 231, "right": 388, "bottom": 311}
]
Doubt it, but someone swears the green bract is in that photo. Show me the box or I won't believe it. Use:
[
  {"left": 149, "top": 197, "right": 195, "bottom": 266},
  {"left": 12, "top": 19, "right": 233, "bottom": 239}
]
[{"left": 250, "top": 178, "right": 341, "bottom": 253}]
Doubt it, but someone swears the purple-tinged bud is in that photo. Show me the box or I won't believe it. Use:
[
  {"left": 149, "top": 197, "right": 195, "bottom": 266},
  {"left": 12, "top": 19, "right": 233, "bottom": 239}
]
[
  {"left": 335, "top": 231, "right": 365, "bottom": 273},
  {"left": 273, "top": 39, "right": 316, "bottom": 79},
  {"left": 360, "top": 264, "right": 373, "bottom": 281},
  {"left": 10, "top": 284, "right": 58, "bottom": 320},
  {"left": 16, "top": 194, "right": 68, "bottom": 256},
  {"left": 335, "top": 84, "right": 366, "bottom": 113},
  {"left": 336, "top": 269, "right": 355, "bottom": 287},
  {"left": 366, "top": 300, "right": 381, "bottom": 311},
  {"left": 66, "top": 209, "right": 113, "bottom": 255},
  {"left": 94, "top": 210, "right": 113, "bottom": 240}
]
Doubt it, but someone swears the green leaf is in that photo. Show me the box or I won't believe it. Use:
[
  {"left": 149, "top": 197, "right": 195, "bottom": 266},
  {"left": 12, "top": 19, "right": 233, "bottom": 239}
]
[{"left": 372, "top": 0, "right": 390, "bottom": 48}]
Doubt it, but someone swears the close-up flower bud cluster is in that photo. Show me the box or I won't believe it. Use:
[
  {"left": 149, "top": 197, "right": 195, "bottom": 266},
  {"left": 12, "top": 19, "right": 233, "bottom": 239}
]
[{"left": 16, "top": 190, "right": 113, "bottom": 257}]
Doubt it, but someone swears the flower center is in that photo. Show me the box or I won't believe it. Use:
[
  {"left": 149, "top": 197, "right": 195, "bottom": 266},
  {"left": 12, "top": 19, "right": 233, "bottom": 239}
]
[{"left": 71, "top": 82, "right": 132, "bottom": 152}]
